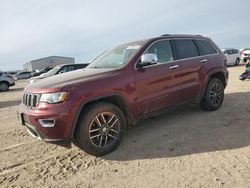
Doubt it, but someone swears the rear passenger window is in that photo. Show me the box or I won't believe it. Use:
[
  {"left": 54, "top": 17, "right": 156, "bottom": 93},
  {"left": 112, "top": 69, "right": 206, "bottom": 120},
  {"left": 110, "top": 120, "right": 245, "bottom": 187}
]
[
  {"left": 174, "top": 40, "right": 199, "bottom": 60},
  {"left": 195, "top": 40, "right": 217, "bottom": 56}
]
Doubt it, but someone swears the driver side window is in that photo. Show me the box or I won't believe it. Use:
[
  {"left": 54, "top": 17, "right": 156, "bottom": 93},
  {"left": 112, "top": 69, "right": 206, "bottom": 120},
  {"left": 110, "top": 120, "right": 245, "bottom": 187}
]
[
  {"left": 58, "top": 67, "right": 67, "bottom": 74},
  {"left": 144, "top": 40, "right": 173, "bottom": 63}
]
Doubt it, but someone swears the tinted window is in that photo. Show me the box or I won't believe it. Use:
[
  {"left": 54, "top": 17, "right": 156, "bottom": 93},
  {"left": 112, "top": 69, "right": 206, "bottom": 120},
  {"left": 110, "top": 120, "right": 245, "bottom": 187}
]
[
  {"left": 77, "top": 64, "right": 88, "bottom": 68},
  {"left": 19, "top": 72, "right": 30, "bottom": 75},
  {"left": 144, "top": 40, "right": 173, "bottom": 63},
  {"left": 233, "top": 49, "right": 238, "bottom": 54},
  {"left": 223, "top": 50, "right": 229, "bottom": 55},
  {"left": 58, "top": 66, "right": 68, "bottom": 73},
  {"left": 67, "top": 66, "right": 75, "bottom": 71},
  {"left": 174, "top": 40, "right": 199, "bottom": 60},
  {"left": 195, "top": 40, "right": 217, "bottom": 55}
]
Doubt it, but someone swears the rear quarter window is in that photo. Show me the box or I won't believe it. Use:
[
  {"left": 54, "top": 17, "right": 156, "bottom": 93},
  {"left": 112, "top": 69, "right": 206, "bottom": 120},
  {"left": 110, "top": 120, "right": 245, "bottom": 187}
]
[
  {"left": 173, "top": 39, "right": 199, "bottom": 60},
  {"left": 195, "top": 40, "right": 217, "bottom": 56}
]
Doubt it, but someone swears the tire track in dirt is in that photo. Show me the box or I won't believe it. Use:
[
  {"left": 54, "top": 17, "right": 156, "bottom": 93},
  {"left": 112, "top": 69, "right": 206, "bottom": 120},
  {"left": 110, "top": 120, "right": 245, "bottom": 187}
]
[{"left": 0, "top": 147, "right": 103, "bottom": 188}]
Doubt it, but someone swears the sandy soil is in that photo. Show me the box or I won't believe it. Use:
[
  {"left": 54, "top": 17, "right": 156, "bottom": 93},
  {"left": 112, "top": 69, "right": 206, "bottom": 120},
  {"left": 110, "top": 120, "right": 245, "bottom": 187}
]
[{"left": 0, "top": 66, "right": 250, "bottom": 188}]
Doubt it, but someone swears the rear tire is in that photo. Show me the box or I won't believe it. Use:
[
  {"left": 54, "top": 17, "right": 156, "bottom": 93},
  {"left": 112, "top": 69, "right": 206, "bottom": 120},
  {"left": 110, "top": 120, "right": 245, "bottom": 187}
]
[
  {"left": 235, "top": 58, "right": 240, "bottom": 66},
  {"left": 200, "top": 78, "right": 224, "bottom": 111},
  {"left": 0, "top": 82, "right": 9, "bottom": 92},
  {"left": 75, "top": 102, "right": 126, "bottom": 156}
]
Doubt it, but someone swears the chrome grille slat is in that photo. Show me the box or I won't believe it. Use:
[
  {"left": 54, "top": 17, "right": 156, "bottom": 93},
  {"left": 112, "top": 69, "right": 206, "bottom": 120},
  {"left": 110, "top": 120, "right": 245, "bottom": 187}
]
[{"left": 22, "top": 93, "right": 40, "bottom": 108}]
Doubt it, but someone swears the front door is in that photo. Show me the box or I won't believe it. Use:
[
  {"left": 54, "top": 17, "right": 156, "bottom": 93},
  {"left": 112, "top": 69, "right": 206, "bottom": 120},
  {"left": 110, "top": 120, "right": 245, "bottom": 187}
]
[{"left": 134, "top": 40, "right": 182, "bottom": 116}]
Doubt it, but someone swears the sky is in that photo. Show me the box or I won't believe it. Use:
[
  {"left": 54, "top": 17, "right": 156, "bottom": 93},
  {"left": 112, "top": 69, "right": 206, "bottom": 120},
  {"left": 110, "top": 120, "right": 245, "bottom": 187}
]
[{"left": 0, "top": 0, "right": 250, "bottom": 71}]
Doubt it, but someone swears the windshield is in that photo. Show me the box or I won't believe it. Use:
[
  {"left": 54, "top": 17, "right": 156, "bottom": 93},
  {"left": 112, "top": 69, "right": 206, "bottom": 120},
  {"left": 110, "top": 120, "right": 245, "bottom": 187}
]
[
  {"left": 88, "top": 40, "right": 146, "bottom": 68},
  {"left": 44, "top": 66, "right": 61, "bottom": 76}
]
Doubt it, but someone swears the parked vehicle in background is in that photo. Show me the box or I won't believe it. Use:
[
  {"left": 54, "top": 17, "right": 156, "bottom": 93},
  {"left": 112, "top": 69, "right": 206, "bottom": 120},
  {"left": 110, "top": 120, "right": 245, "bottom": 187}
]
[
  {"left": 240, "top": 49, "right": 250, "bottom": 63},
  {"left": 15, "top": 71, "right": 32, "bottom": 80},
  {"left": 0, "top": 71, "right": 15, "bottom": 91},
  {"left": 18, "top": 34, "right": 228, "bottom": 156},
  {"left": 239, "top": 61, "right": 250, "bottom": 80},
  {"left": 221, "top": 48, "right": 240, "bottom": 66},
  {"left": 2, "top": 71, "right": 15, "bottom": 80},
  {"left": 28, "top": 64, "right": 89, "bottom": 83},
  {"left": 31, "top": 67, "right": 52, "bottom": 77}
]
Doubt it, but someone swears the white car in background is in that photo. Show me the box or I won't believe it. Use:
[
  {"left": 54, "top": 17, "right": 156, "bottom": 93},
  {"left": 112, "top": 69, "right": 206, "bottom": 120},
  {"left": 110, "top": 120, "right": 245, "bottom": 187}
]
[
  {"left": 221, "top": 48, "right": 240, "bottom": 66},
  {"left": 240, "top": 49, "right": 250, "bottom": 63}
]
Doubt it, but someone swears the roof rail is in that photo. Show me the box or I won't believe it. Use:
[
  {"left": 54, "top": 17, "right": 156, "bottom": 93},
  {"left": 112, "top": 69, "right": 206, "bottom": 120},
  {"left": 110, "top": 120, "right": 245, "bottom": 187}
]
[
  {"left": 161, "top": 34, "right": 203, "bottom": 37},
  {"left": 161, "top": 34, "right": 171, "bottom": 36}
]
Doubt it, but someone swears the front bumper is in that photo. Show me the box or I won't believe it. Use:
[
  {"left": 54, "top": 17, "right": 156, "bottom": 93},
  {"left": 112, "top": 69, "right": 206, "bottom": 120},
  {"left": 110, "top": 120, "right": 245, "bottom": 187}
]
[{"left": 17, "top": 101, "right": 78, "bottom": 146}]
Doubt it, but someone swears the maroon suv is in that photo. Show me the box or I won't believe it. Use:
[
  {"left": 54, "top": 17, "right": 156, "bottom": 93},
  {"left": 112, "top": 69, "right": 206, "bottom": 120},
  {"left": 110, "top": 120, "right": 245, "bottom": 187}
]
[{"left": 18, "top": 34, "right": 228, "bottom": 156}]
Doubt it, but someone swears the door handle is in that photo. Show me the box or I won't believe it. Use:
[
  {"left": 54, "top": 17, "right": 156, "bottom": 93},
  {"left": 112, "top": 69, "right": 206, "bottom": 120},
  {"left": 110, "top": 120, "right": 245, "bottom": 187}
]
[
  {"left": 200, "top": 59, "right": 208, "bottom": 63},
  {"left": 169, "top": 65, "right": 179, "bottom": 69}
]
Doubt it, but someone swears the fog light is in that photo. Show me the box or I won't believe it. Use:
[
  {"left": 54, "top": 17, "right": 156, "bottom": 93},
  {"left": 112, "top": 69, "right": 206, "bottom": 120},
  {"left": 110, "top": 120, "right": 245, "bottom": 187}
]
[{"left": 38, "top": 119, "right": 55, "bottom": 127}]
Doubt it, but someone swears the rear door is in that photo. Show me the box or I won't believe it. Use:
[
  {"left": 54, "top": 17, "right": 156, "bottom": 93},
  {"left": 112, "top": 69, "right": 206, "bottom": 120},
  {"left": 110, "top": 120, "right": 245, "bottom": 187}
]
[
  {"left": 134, "top": 40, "right": 182, "bottom": 116},
  {"left": 232, "top": 49, "right": 239, "bottom": 64},
  {"left": 228, "top": 50, "right": 234, "bottom": 65},
  {"left": 172, "top": 39, "right": 203, "bottom": 102}
]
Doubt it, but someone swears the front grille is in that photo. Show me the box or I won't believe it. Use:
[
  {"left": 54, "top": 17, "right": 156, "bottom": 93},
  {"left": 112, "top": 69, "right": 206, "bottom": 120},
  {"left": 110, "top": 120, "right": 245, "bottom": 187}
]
[{"left": 23, "top": 93, "right": 40, "bottom": 108}]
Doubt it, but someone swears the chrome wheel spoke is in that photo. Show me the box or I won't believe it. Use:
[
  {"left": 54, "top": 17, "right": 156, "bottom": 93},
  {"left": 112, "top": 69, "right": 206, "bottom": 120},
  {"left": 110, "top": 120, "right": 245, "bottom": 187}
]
[
  {"left": 104, "top": 134, "right": 108, "bottom": 147},
  {"left": 107, "top": 133, "right": 117, "bottom": 139},
  {"left": 216, "top": 96, "right": 221, "bottom": 103},
  {"left": 95, "top": 116, "right": 102, "bottom": 127},
  {"left": 89, "top": 128, "right": 101, "bottom": 133},
  {"left": 100, "top": 113, "right": 106, "bottom": 124},
  {"left": 90, "top": 133, "right": 101, "bottom": 139},
  {"left": 108, "top": 119, "right": 118, "bottom": 128},
  {"left": 107, "top": 115, "right": 115, "bottom": 125},
  {"left": 99, "top": 134, "right": 104, "bottom": 147},
  {"left": 109, "top": 128, "right": 119, "bottom": 134},
  {"left": 216, "top": 97, "right": 220, "bottom": 104},
  {"left": 212, "top": 97, "right": 216, "bottom": 104},
  {"left": 210, "top": 91, "right": 215, "bottom": 94}
]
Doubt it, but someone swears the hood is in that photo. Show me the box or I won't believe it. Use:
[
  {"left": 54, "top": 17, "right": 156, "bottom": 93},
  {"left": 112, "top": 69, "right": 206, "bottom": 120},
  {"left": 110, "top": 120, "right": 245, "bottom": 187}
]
[
  {"left": 25, "top": 68, "right": 117, "bottom": 93},
  {"left": 243, "top": 50, "right": 250, "bottom": 54}
]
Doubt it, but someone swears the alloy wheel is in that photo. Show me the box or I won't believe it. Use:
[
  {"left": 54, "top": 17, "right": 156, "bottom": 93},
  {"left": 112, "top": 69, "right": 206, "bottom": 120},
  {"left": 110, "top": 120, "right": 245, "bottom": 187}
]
[
  {"left": 209, "top": 83, "right": 222, "bottom": 106},
  {"left": 89, "top": 112, "right": 120, "bottom": 148},
  {"left": 0, "top": 83, "right": 8, "bottom": 91}
]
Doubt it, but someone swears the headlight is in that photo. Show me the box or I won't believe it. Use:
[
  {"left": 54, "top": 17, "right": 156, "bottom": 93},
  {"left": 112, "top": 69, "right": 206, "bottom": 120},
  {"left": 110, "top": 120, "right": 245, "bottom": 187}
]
[
  {"left": 29, "top": 79, "right": 35, "bottom": 83},
  {"left": 40, "top": 92, "right": 68, "bottom": 104}
]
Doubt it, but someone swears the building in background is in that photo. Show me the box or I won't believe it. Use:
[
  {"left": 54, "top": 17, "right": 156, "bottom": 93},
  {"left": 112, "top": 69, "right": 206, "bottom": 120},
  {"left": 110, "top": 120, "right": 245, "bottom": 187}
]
[{"left": 23, "top": 56, "right": 75, "bottom": 71}]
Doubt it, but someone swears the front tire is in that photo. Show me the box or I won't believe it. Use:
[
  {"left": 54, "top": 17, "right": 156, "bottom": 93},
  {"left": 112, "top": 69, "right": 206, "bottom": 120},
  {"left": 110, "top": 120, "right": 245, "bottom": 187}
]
[
  {"left": 0, "top": 82, "right": 9, "bottom": 92},
  {"left": 75, "top": 103, "right": 126, "bottom": 156},
  {"left": 200, "top": 78, "right": 224, "bottom": 111}
]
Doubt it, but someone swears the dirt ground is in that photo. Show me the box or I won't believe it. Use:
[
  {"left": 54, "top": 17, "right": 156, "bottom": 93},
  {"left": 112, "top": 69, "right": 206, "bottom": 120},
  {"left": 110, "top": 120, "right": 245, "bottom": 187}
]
[{"left": 0, "top": 65, "right": 250, "bottom": 188}]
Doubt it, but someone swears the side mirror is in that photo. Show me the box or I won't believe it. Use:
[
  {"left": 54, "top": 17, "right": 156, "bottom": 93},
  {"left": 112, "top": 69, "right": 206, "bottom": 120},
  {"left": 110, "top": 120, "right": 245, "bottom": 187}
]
[{"left": 138, "top": 53, "right": 158, "bottom": 67}]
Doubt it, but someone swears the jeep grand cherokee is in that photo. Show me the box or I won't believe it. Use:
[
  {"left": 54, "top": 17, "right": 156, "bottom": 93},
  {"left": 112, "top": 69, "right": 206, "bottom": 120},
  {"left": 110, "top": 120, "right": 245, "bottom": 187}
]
[{"left": 18, "top": 34, "right": 228, "bottom": 156}]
